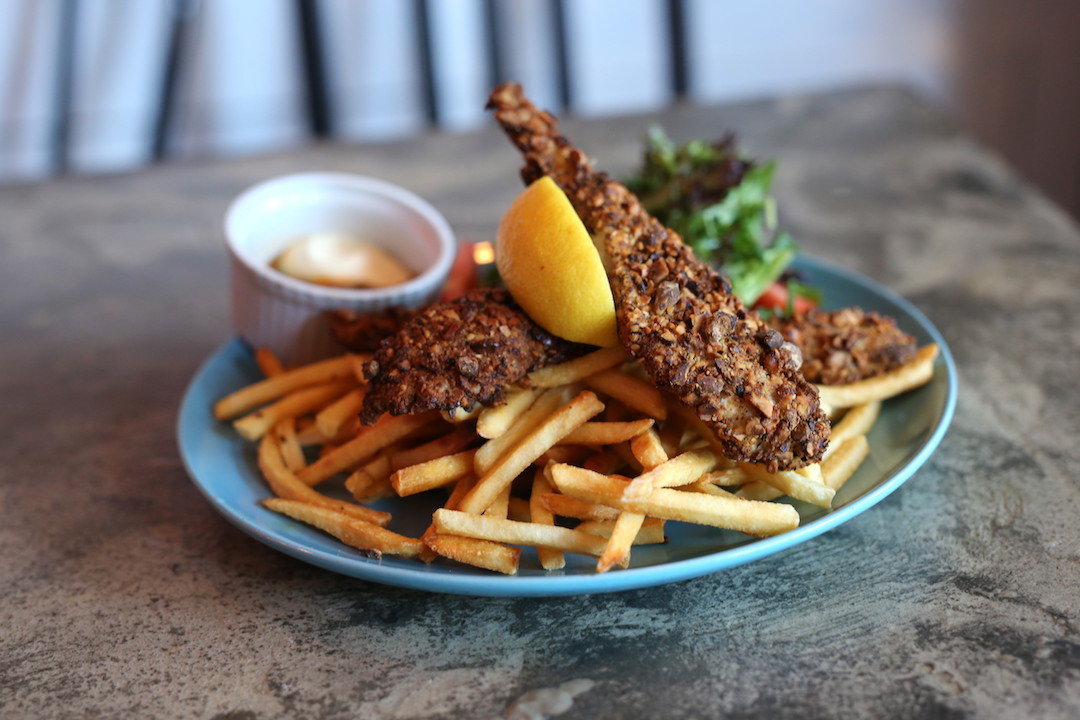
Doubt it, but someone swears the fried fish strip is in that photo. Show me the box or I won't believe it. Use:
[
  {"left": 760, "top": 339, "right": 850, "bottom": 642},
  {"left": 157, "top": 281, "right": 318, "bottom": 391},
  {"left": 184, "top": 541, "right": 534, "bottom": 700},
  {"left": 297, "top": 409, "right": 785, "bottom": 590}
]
[
  {"left": 326, "top": 306, "right": 419, "bottom": 353},
  {"left": 360, "top": 287, "right": 582, "bottom": 423},
  {"left": 766, "top": 307, "right": 918, "bottom": 385},
  {"left": 488, "top": 83, "right": 828, "bottom": 471}
]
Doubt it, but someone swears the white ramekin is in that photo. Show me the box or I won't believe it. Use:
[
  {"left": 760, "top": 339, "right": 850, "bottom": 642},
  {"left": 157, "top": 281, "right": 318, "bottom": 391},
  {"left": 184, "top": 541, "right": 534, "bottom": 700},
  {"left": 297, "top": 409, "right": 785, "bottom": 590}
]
[{"left": 224, "top": 172, "right": 456, "bottom": 365}]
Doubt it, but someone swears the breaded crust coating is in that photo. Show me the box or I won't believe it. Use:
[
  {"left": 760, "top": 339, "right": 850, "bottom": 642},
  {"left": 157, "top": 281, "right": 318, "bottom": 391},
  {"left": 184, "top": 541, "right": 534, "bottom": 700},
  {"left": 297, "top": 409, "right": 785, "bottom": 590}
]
[
  {"left": 326, "top": 306, "right": 418, "bottom": 353},
  {"left": 360, "top": 288, "right": 580, "bottom": 423},
  {"left": 488, "top": 83, "right": 828, "bottom": 471},
  {"left": 767, "top": 307, "right": 918, "bottom": 385}
]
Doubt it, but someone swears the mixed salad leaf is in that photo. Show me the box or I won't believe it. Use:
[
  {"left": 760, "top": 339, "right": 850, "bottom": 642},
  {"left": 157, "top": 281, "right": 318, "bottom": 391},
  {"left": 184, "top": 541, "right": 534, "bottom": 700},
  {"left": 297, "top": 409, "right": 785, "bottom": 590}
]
[{"left": 624, "top": 126, "right": 810, "bottom": 309}]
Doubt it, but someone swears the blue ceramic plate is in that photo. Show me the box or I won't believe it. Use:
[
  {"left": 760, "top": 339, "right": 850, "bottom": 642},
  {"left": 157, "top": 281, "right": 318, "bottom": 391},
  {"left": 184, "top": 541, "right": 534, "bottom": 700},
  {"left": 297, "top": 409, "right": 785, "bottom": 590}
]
[{"left": 178, "top": 256, "right": 956, "bottom": 596}]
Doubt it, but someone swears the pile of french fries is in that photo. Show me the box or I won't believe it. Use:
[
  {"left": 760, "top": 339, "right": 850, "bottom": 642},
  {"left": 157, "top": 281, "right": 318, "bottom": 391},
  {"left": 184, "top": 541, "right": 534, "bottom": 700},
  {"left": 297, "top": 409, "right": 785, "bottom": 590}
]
[{"left": 213, "top": 343, "right": 939, "bottom": 575}]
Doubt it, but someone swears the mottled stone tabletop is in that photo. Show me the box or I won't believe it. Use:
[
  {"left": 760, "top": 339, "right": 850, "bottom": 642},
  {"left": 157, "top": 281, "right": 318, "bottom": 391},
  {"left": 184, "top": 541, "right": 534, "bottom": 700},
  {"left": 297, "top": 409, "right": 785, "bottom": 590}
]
[{"left": 2, "top": 87, "right": 1078, "bottom": 719}]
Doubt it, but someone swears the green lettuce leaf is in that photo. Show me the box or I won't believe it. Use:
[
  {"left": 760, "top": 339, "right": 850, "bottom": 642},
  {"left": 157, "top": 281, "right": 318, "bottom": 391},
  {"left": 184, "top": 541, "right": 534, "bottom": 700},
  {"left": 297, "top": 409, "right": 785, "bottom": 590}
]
[{"left": 624, "top": 126, "right": 797, "bottom": 305}]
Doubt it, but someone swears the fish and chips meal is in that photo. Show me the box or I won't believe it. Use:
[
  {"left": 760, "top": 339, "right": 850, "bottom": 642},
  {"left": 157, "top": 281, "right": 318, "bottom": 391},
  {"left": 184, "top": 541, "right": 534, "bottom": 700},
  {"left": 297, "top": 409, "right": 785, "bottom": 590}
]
[{"left": 213, "top": 84, "right": 939, "bottom": 575}]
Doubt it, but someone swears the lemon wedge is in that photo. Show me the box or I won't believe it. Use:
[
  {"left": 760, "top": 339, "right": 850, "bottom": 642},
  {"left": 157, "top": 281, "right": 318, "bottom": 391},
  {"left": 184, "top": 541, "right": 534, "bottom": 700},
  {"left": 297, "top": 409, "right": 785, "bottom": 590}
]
[{"left": 495, "top": 177, "right": 618, "bottom": 347}]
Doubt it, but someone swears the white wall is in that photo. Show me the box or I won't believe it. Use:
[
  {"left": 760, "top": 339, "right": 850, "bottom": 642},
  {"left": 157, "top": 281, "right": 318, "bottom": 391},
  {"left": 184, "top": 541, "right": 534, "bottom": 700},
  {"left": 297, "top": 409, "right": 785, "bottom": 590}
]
[
  {"left": 686, "top": 0, "right": 953, "bottom": 102},
  {"left": 0, "top": 0, "right": 956, "bottom": 182}
]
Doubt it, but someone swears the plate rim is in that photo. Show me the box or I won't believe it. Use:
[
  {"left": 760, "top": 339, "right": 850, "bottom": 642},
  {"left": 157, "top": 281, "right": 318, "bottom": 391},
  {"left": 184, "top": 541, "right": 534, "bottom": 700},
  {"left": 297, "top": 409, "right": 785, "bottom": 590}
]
[{"left": 177, "top": 255, "right": 957, "bottom": 597}]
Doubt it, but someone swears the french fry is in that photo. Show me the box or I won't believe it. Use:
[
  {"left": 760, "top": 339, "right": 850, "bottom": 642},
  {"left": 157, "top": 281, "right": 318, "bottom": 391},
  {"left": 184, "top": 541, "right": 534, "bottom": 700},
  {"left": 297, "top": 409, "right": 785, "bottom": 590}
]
[
  {"left": 823, "top": 435, "right": 870, "bottom": 491},
  {"left": 550, "top": 463, "right": 800, "bottom": 537},
  {"left": 685, "top": 482, "right": 738, "bottom": 498},
  {"left": 474, "top": 388, "right": 565, "bottom": 475},
  {"left": 418, "top": 474, "right": 476, "bottom": 564},
  {"left": 257, "top": 434, "right": 391, "bottom": 527},
  {"left": 484, "top": 484, "right": 512, "bottom": 519},
  {"left": 344, "top": 454, "right": 395, "bottom": 502},
  {"left": 434, "top": 509, "right": 610, "bottom": 557},
  {"left": 459, "top": 391, "right": 605, "bottom": 514},
  {"left": 233, "top": 379, "right": 357, "bottom": 441},
  {"left": 623, "top": 448, "right": 718, "bottom": 500},
  {"left": 442, "top": 406, "right": 481, "bottom": 423},
  {"left": 262, "top": 498, "right": 422, "bottom": 557},
  {"left": 560, "top": 419, "right": 655, "bottom": 446},
  {"left": 538, "top": 492, "right": 620, "bottom": 521},
  {"left": 315, "top": 388, "right": 366, "bottom": 439},
  {"left": 737, "top": 462, "right": 834, "bottom": 508},
  {"left": 657, "top": 412, "right": 686, "bottom": 456},
  {"left": 533, "top": 445, "right": 591, "bottom": 467},
  {"left": 423, "top": 532, "right": 520, "bottom": 575},
  {"left": 369, "top": 473, "right": 402, "bottom": 500},
  {"left": 296, "top": 415, "right": 360, "bottom": 446},
  {"left": 530, "top": 473, "right": 565, "bottom": 570},
  {"left": 527, "top": 346, "right": 629, "bottom": 388},
  {"left": 215, "top": 354, "right": 358, "bottom": 420},
  {"left": 596, "top": 512, "right": 645, "bottom": 572},
  {"left": 476, "top": 387, "right": 539, "bottom": 439},
  {"left": 696, "top": 467, "right": 749, "bottom": 487},
  {"left": 391, "top": 427, "right": 475, "bottom": 470},
  {"left": 817, "top": 344, "right": 938, "bottom": 409},
  {"left": 629, "top": 427, "right": 668, "bottom": 470},
  {"left": 273, "top": 417, "right": 306, "bottom": 473},
  {"left": 391, "top": 449, "right": 476, "bottom": 497},
  {"left": 350, "top": 475, "right": 395, "bottom": 503},
  {"left": 582, "top": 450, "right": 626, "bottom": 475},
  {"left": 801, "top": 462, "right": 825, "bottom": 484},
  {"left": 734, "top": 481, "right": 782, "bottom": 502},
  {"left": 602, "top": 399, "right": 633, "bottom": 423},
  {"left": 298, "top": 411, "right": 440, "bottom": 486},
  {"left": 507, "top": 497, "right": 532, "bottom": 523},
  {"left": 585, "top": 368, "right": 668, "bottom": 420},
  {"left": 576, "top": 517, "right": 666, "bottom": 544},
  {"left": 255, "top": 347, "right": 286, "bottom": 377},
  {"left": 738, "top": 462, "right": 825, "bottom": 502},
  {"left": 665, "top": 401, "right": 730, "bottom": 458},
  {"left": 609, "top": 441, "right": 643, "bottom": 474},
  {"left": 825, "top": 401, "right": 881, "bottom": 459},
  {"left": 318, "top": 441, "right": 340, "bottom": 459}
]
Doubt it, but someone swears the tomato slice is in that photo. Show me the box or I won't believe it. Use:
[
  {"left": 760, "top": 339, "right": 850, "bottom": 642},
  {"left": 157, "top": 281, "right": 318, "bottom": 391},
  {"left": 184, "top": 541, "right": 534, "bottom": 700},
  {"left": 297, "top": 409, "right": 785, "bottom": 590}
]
[{"left": 752, "top": 280, "right": 816, "bottom": 315}]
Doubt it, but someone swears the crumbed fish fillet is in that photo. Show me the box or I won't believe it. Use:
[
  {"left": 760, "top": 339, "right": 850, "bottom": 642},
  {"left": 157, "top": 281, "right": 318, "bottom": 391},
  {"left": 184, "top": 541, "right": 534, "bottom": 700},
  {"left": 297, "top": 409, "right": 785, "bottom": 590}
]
[
  {"left": 767, "top": 307, "right": 918, "bottom": 386},
  {"left": 326, "top": 306, "right": 418, "bottom": 353},
  {"left": 360, "top": 287, "right": 582, "bottom": 424},
  {"left": 488, "top": 83, "right": 828, "bottom": 471}
]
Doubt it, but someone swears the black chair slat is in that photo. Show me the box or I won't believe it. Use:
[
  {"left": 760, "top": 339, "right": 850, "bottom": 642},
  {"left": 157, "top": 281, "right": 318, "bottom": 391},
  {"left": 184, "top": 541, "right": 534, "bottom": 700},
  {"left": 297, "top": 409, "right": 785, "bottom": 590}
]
[
  {"left": 483, "top": 0, "right": 505, "bottom": 89},
  {"left": 51, "top": 0, "right": 79, "bottom": 173},
  {"left": 415, "top": 0, "right": 440, "bottom": 127},
  {"left": 296, "top": 0, "right": 333, "bottom": 138},
  {"left": 552, "top": 0, "right": 572, "bottom": 111},
  {"left": 668, "top": 0, "right": 688, "bottom": 98},
  {"left": 151, "top": 0, "right": 196, "bottom": 162}
]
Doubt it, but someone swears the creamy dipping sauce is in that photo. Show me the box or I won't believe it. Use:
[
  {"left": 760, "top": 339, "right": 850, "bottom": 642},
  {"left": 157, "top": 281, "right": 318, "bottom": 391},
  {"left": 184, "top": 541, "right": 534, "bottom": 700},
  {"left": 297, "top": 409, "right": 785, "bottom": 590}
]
[{"left": 271, "top": 232, "right": 414, "bottom": 289}]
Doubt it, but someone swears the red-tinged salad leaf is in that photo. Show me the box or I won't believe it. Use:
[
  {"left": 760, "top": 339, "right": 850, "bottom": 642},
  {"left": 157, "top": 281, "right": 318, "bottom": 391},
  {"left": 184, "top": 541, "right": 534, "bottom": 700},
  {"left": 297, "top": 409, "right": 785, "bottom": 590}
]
[{"left": 624, "top": 125, "right": 805, "bottom": 307}]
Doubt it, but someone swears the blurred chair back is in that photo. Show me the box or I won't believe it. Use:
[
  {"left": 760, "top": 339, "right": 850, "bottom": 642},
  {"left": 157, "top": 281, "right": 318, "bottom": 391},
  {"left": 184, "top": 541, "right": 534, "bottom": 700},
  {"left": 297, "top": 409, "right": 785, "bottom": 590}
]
[
  {"left": 3, "top": 0, "right": 699, "bottom": 181},
  {"left": 3, "top": 0, "right": 979, "bottom": 190}
]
